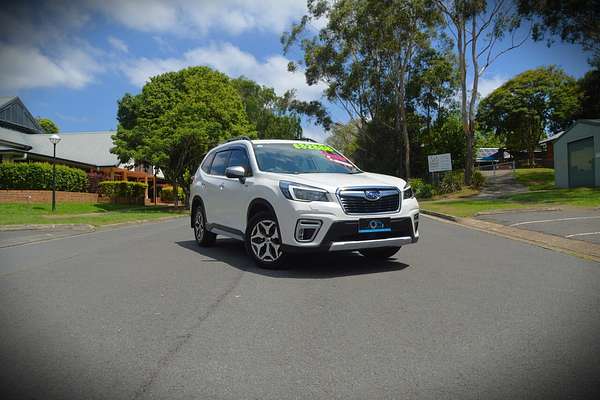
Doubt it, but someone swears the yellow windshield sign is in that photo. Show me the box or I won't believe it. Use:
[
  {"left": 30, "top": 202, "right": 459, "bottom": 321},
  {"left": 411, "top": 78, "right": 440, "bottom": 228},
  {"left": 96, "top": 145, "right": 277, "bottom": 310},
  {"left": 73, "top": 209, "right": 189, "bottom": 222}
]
[{"left": 292, "top": 143, "right": 335, "bottom": 152}]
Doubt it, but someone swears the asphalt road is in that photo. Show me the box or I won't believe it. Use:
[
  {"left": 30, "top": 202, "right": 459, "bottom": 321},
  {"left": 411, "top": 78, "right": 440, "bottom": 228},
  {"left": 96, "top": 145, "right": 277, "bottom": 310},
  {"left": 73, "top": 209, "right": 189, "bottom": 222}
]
[
  {"left": 479, "top": 208, "right": 600, "bottom": 244},
  {"left": 1, "top": 217, "right": 599, "bottom": 400}
]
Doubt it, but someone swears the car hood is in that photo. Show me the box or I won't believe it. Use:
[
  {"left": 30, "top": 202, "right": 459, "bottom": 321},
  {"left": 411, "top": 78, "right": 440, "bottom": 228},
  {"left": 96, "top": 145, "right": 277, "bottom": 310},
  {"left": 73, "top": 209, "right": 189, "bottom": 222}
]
[{"left": 277, "top": 172, "right": 407, "bottom": 192}]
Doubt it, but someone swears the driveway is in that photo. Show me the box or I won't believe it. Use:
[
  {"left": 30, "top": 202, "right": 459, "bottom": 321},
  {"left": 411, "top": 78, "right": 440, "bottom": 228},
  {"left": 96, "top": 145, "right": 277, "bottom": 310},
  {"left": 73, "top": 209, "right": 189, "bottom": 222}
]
[
  {"left": 478, "top": 208, "right": 600, "bottom": 244},
  {"left": 0, "top": 218, "right": 599, "bottom": 399},
  {"left": 476, "top": 169, "right": 528, "bottom": 199}
]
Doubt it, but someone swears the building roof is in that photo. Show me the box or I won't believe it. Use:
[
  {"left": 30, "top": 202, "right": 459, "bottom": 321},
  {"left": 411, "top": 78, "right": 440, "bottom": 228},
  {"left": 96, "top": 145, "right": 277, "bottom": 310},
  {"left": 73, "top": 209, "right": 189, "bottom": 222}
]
[
  {"left": 476, "top": 147, "right": 512, "bottom": 162},
  {"left": 0, "top": 96, "right": 17, "bottom": 108},
  {"left": 28, "top": 131, "right": 120, "bottom": 167},
  {"left": 579, "top": 119, "right": 600, "bottom": 126},
  {"left": 0, "top": 127, "right": 120, "bottom": 167},
  {"left": 539, "top": 130, "right": 565, "bottom": 144},
  {"left": 0, "top": 95, "right": 121, "bottom": 168},
  {"left": 541, "top": 120, "right": 600, "bottom": 145},
  {"left": 0, "top": 96, "right": 44, "bottom": 134}
]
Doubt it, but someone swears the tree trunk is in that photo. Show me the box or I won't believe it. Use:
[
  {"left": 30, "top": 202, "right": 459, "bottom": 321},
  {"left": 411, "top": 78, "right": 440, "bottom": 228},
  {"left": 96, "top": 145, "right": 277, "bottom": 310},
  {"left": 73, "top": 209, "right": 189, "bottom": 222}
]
[
  {"left": 465, "top": 14, "right": 480, "bottom": 186},
  {"left": 398, "top": 48, "right": 411, "bottom": 179},
  {"left": 172, "top": 180, "right": 179, "bottom": 207},
  {"left": 457, "top": 15, "right": 470, "bottom": 184}
]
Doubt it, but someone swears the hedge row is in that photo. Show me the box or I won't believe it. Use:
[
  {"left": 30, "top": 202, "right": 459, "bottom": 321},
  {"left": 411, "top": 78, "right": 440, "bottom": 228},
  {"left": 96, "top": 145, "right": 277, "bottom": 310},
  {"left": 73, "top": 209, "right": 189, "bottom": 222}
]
[
  {"left": 160, "top": 185, "right": 184, "bottom": 202},
  {"left": 98, "top": 181, "right": 147, "bottom": 200},
  {"left": 0, "top": 162, "right": 88, "bottom": 192},
  {"left": 409, "top": 170, "right": 485, "bottom": 199}
]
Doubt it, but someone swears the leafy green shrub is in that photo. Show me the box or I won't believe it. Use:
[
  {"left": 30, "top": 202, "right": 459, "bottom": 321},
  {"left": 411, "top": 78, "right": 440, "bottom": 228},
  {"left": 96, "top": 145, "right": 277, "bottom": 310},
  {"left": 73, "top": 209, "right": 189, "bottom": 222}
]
[
  {"left": 99, "top": 181, "right": 147, "bottom": 203},
  {"left": 438, "top": 171, "right": 463, "bottom": 194},
  {"left": 160, "top": 185, "right": 184, "bottom": 202},
  {"left": 471, "top": 170, "right": 485, "bottom": 189},
  {"left": 409, "top": 178, "right": 434, "bottom": 199},
  {"left": 0, "top": 162, "right": 88, "bottom": 192}
]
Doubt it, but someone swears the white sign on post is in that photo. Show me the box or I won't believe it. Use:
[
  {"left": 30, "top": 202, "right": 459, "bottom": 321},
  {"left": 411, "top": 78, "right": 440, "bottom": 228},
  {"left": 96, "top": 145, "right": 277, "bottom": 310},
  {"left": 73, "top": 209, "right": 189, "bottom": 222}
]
[{"left": 427, "top": 153, "right": 452, "bottom": 173}]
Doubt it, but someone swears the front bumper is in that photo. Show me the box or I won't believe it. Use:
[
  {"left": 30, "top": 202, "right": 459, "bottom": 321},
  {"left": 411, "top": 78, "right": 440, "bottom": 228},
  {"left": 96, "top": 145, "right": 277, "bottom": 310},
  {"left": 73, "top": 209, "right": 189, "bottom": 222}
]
[
  {"left": 274, "top": 192, "right": 420, "bottom": 253},
  {"left": 329, "top": 236, "right": 414, "bottom": 251},
  {"left": 282, "top": 216, "right": 418, "bottom": 253}
]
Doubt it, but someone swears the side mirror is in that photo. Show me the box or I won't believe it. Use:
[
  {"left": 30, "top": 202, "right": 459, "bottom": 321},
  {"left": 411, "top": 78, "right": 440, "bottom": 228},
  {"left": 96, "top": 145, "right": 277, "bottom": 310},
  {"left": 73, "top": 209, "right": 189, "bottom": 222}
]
[{"left": 225, "top": 166, "right": 246, "bottom": 183}]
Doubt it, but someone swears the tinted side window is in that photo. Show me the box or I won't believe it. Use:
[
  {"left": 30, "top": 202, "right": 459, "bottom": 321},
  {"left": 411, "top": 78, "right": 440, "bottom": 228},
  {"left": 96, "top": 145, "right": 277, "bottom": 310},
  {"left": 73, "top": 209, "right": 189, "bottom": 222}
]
[
  {"left": 209, "top": 151, "right": 230, "bottom": 176},
  {"left": 227, "top": 149, "right": 252, "bottom": 176},
  {"left": 200, "top": 152, "right": 216, "bottom": 173}
]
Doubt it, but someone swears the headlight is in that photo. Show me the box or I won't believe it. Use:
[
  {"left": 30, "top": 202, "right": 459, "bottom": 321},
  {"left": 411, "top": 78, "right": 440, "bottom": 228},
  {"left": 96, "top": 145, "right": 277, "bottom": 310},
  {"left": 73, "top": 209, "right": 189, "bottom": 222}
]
[
  {"left": 403, "top": 185, "right": 414, "bottom": 199},
  {"left": 279, "top": 181, "right": 329, "bottom": 202}
]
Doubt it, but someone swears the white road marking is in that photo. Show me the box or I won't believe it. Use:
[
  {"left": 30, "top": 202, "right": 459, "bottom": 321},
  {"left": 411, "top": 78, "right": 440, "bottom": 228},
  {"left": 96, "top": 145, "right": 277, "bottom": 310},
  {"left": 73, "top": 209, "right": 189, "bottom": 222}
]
[
  {"left": 509, "top": 216, "right": 600, "bottom": 227},
  {"left": 566, "top": 231, "right": 600, "bottom": 238}
]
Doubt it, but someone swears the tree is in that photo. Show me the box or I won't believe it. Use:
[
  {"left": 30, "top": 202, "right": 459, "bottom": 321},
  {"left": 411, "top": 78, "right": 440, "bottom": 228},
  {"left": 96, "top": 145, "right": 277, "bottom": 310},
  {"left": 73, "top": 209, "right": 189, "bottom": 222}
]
[
  {"left": 477, "top": 66, "right": 581, "bottom": 165},
  {"left": 36, "top": 118, "right": 59, "bottom": 134},
  {"left": 517, "top": 0, "right": 600, "bottom": 65},
  {"left": 407, "top": 45, "right": 459, "bottom": 135},
  {"left": 231, "top": 77, "right": 302, "bottom": 139},
  {"left": 420, "top": 110, "right": 467, "bottom": 170},
  {"left": 434, "top": 0, "right": 527, "bottom": 184},
  {"left": 326, "top": 120, "right": 360, "bottom": 160},
  {"left": 112, "top": 66, "right": 255, "bottom": 205},
  {"left": 283, "top": 0, "right": 442, "bottom": 178},
  {"left": 577, "top": 68, "right": 600, "bottom": 118},
  {"left": 232, "top": 77, "right": 332, "bottom": 139}
]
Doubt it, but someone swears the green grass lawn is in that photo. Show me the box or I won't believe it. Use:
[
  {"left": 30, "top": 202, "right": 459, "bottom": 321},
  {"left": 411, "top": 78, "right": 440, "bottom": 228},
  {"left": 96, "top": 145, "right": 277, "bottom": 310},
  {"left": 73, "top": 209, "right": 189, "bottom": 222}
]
[
  {"left": 422, "top": 167, "right": 599, "bottom": 218},
  {"left": 422, "top": 187, "right": 600, "bottom": 217},
  {"left": 0, "top": 203, "right": 188, "bottom": 226},
  {"left": 514, "top": 168, "right": 556, "bottom": 190}
]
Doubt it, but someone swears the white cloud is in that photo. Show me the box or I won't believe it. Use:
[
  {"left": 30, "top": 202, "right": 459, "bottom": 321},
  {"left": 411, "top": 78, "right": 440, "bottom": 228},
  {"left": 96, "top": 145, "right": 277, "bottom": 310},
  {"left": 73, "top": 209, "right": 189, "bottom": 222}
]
[
  {"left": 108, "top": 36, "right": 128, "bottom": 53},
  {"left": 478, "top": 75, "right": 507, "bottom": 99},
  {"left": 92, "top": 0, "right": 179, "bottom": 33},
  {"left": 0, "top": 43, "right": 103, "bottom": 91},
  {"left": 0, "top": 0, "right": 316, "bottom": 92},
  {"left": 89, "top": 0, "right": 307, "bottom": 36},
  {"left": 121, "top": 42, "right": 325, "bottom": 101}
]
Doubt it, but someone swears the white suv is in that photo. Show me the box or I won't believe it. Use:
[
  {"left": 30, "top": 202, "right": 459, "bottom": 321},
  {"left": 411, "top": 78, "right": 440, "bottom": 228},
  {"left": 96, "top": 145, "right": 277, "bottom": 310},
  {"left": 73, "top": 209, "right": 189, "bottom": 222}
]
[{"left": 190, "top": 138, "right": 419, "bottom": 268}]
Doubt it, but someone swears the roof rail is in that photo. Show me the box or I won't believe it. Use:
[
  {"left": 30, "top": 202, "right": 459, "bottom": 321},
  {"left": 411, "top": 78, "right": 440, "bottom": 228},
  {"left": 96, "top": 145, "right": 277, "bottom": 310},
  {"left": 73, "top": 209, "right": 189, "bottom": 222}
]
[
  {"left": 224, "top": 136, "right": 253, "bottom": 143},
  {"left": 298, "top": 137, "right": 318, "bottom": 143}
]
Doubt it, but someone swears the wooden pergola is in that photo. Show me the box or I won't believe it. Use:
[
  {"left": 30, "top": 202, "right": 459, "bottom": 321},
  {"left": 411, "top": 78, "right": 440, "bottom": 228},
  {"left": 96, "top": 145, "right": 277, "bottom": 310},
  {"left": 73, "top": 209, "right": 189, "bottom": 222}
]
[{"left": 99, "top": 167, "right": 163, "bottom": 204}]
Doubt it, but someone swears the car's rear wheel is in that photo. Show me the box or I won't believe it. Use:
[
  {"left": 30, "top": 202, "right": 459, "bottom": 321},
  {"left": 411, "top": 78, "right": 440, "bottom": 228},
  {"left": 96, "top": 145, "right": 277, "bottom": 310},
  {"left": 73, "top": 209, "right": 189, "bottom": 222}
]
[
  {"left": 359, "top": 246, "right": 400, "bottom": 259},
  {"left": 193, "top": 204, "right": 216, "bottom": 246},
  {"left": 246, "top": 211, "right": 287, "bottom": 269}
]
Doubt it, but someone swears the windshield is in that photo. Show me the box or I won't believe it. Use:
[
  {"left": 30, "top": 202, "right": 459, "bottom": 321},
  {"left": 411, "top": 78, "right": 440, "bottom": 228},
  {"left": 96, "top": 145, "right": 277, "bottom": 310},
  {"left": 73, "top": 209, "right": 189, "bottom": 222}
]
[{"left": 253, "top": 143, "right": 361, "bottom": 174}]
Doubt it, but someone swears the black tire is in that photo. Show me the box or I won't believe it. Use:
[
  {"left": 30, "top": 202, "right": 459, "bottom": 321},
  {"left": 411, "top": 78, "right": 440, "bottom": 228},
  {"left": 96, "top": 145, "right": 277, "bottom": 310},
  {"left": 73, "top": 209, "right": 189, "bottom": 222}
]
[
  {"left": 245, "top": 211, "right": 288, "bottom": 269},
  {"left": 358, "top": 246, "right": 401, "bottom": 259},
  {"left": 193, "top": 203, "right": 216, "bottom": 246}
]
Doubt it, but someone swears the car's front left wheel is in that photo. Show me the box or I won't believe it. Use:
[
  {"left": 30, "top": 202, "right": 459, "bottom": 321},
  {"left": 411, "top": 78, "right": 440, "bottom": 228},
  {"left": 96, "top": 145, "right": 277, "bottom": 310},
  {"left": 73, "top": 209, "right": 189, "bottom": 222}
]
[{"left": 246, "top": 211, "right": 287, "bottom": 269}]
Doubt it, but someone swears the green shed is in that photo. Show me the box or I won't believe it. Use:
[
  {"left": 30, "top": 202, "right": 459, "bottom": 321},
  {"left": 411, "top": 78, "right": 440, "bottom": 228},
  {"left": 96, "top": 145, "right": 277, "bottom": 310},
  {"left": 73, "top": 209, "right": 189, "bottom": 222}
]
[{"left": 553, "top": 120, "right": 600, "bottom": 188}]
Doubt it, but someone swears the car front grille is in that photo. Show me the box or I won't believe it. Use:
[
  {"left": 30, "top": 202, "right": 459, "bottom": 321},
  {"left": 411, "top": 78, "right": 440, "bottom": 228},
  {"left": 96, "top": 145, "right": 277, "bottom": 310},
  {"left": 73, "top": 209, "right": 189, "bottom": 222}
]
[{"left": 337, "top": 187, "right": 400, "bottom": 214}]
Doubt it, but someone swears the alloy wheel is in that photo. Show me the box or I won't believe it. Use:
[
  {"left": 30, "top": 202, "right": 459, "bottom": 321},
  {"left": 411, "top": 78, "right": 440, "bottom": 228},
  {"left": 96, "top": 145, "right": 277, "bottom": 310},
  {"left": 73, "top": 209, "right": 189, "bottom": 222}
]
[
  {"left": 250, "top": 219, "right": 282, "bottom": 262},
  {"left": 194, "top": 210, "right": 204, "bottom": 242}
]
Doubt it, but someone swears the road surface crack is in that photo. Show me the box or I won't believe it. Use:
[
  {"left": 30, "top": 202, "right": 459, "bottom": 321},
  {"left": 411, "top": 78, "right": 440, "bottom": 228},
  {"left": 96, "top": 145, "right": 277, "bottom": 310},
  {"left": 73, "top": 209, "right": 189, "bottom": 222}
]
[{"left": 132, "top": 269, "right": 245, "bottom": 399}]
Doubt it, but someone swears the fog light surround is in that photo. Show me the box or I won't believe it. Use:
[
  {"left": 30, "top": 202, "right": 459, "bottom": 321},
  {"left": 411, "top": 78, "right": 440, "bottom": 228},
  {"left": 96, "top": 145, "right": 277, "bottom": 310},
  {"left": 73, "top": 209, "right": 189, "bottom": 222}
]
[
  {"left": 413, "top": 213, "right": 419, "bottom": 233},
  {"left": 295, "top": 219, "right": 322, "bottom": 242}
]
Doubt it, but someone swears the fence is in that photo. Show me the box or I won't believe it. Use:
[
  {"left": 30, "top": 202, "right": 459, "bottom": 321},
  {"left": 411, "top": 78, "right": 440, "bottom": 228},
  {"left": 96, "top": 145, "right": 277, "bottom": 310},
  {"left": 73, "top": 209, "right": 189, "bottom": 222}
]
[{"left": 0, "top": 190, "right": 102, "bottom": 204}]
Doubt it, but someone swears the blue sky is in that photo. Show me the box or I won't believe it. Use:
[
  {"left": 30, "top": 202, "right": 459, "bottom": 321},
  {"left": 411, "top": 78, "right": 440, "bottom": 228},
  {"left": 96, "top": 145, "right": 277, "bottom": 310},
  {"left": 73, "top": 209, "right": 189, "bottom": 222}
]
[{"left": 0, "top": 0, "right": 592, "bottom": 140}]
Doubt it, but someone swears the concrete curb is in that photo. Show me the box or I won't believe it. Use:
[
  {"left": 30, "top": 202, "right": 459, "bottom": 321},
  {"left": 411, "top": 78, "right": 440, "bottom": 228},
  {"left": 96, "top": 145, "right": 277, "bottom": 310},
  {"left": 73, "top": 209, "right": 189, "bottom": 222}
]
[
  {"left": 96, "top": 214, "right": 187, "bottom": 230},
  {"left": 0, "top": 224, "right": 95, "bottom": 232},
  {"left": 420, "top": 209, "right": 459, "bottom": 222},
  {"left": 422, "top": 210, "right": 600, "bottom": 263},
  {"left": 0, "top": 215, "right": 188, "bottom": 248},
  {"left": 474, "top": 207, "right": 562, "bottom": 216},
  {"left": 0, "top": 214, "right": 188, "bottom": 232}
]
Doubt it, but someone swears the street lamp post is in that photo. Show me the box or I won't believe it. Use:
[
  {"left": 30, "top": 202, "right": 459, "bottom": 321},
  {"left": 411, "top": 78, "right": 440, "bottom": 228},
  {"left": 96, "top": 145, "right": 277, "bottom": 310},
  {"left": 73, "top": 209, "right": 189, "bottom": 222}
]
[{"left": 48, "top": 134, "right": 62, "bottom": 212}]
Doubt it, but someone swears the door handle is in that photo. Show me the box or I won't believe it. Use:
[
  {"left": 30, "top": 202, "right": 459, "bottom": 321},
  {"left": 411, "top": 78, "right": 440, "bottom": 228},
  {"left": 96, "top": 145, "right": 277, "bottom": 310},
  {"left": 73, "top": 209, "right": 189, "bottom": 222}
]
[{"left": 219, "top": 183, "right": 224, "bottom": 190}]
